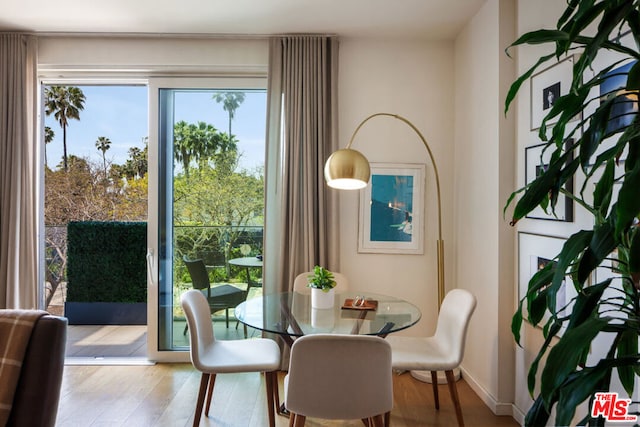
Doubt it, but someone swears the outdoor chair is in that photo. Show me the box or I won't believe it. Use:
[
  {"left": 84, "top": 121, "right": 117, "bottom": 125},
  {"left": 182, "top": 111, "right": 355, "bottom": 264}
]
[{"left": 183, "top": 256, "right": 246, "bottom": 333}]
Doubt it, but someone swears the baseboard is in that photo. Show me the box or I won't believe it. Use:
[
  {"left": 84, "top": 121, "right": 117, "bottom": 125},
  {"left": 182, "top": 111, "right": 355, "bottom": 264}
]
[
  {"left": 459, "top": 366, "right": 518, "bottom": 419},
  {"left": 65, "top": 357, "right": 155, "bottom": 366}
]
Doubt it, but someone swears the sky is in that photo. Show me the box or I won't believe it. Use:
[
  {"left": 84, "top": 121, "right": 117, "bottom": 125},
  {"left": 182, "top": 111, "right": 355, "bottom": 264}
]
[{"left": 44, "top": 85, "right": 267, "bottom": 172}]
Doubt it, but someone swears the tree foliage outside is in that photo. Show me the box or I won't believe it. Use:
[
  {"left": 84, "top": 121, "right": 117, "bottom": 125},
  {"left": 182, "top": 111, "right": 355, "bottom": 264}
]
[
  {"left": 44, "top": 87, "right": 264, "bottom": 307},
  {"left": 44, "top": 86, "right": 86, "bottom": 172}
]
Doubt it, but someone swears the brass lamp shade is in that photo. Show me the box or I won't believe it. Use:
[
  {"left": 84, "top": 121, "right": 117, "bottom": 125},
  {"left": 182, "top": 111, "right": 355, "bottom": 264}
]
[{"left": 324, "top": 148, "right": 371, "bottom": 190}]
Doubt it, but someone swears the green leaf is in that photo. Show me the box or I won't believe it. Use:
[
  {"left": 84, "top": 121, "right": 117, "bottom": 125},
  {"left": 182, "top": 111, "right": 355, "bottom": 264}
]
[
  {"left": 616, "top": 163, "right": 640, "bottom": 237},
  {"left": 629, "top": 228, "right": 640, "bottom": 280},
  {"left": 540, "top": 317, "right": 609, "bottom": 404},
  {"left": 616, "top": 329, "right": 638, "bottom": 396},
  {"left": 527, "top": 322, "right": 561, "bottom": 396},
  {"left": 505, "top": 54, "right": 555, "bottom": 114},
  {"left": 530, "top": 289, "right": 549, "bottom": 326},
  {"left": 524, "top": 395, "right": 552, "bottom": 427},
  {"left": 511, "top": 151, "right": 565, "bottom": 223},
  {"left": 627, "top": 60, "right": 640, "bottom": 90},
  {"left": 578, "top": 222, "right": 617, "bottom": 283},
  {"left": 556, "top": 367, "right": 610, "bottom": 426},
  {"left": 593, "top": 160, "right": 615, "bottom": 217},
  {"left": 552, "top": 230, "right": 592, "bottom": 290},
  {"left": 512, "top": 300, "right": 524, "bottom": 345},
  {"left": 566, "top": 280, "right": 610, "bottom": 330}
]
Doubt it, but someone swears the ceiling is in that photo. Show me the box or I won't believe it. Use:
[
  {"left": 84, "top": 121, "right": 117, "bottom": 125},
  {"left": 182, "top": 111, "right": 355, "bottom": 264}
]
[{"left": 0, "top": 0, "right": 485, "bottom": 39}]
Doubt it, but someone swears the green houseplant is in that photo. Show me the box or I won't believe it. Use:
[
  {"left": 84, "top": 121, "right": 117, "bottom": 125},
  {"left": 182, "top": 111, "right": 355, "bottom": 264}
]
[
  {"left": 505, "top": 1, "right": 640, "bottom": 425},
  {"left": 307, "top": 265, "right": 337, "bottom": 292}
]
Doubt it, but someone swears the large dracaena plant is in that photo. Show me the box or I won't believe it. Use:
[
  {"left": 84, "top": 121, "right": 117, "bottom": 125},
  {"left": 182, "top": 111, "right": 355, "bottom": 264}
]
[{"left": 504, "top": 1, "right": 640, "bottom": 425}]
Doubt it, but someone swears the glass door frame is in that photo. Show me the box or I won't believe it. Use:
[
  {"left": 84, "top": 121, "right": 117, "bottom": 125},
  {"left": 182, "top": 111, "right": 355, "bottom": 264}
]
[{"left": 147, "top": 76, "right": 267, "bottom": 362}]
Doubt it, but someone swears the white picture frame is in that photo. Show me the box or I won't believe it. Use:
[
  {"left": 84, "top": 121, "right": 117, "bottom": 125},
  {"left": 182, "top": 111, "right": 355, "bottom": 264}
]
[
  {"left": 358, "top": 163, "right": 425, "bottom": 254},
  {"left": 518, "top": 232, "right": 576, "bottom": 333},
  {"left": 530, "top": 55, "right": 578, "bottom": 131}
]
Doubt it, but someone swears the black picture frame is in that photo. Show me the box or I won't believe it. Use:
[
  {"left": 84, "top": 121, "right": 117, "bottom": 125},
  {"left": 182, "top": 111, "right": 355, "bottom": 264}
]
[{"left": 524, "top": 140, "right": 574, "bottom": 222}]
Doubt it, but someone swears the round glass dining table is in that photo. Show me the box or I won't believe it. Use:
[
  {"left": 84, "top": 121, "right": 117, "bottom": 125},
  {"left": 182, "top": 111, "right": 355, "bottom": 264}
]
[{"left": 235, "top": 290, "right": 421, "bottom": 343}]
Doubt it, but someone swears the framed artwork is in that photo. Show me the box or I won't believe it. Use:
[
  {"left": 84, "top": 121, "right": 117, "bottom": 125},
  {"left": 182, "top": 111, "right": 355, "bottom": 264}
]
[
  {"left": 525, "top": 140, "right": 574, "bottom": 221},
  {"left": 518, "top": 232, "right": 575, "bottom": 330},
  {"left": 599, "top": 59, "right": 639, "bottom": 135},
  {"left": 530, "top": 55, "right": 578, "bottom": 130},
  {"left": 358, "top": 163, "right": 425, "bottom": 254}
]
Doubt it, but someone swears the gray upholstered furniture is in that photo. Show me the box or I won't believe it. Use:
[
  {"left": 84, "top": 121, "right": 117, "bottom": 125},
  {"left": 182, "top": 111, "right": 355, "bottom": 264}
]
[{"left": 6, "top": 314, "right": 67, "bottom": 427}]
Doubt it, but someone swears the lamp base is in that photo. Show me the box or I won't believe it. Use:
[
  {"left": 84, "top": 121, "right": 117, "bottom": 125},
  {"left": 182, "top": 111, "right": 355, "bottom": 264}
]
[{"left": 410, "top": 368, "right": 460, "bottom": 384}]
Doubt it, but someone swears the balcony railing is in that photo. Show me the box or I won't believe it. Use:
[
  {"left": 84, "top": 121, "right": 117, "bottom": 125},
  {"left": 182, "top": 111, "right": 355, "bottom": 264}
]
[{"left": 44, "top": 224, "right": 264, "bottom": 312}]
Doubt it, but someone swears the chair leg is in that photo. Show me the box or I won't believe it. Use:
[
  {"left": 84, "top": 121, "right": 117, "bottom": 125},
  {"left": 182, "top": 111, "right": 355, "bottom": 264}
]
[
  {"left": 265, "top": 371, "right": 276, "bottom": 427},
  {"left": 371, "top": 414, "right": 385, "bottom": 427},
  {"left": 384, "top": 410, "right": 390, "bottom": 426},
  {"left": 291, "top": 413, "right": 306, "bottom": 427},
  {"left": 205, "top": 373, "right": 216, "bottom": 416},
  {"left": 445, "top": 370, "right": 464, "bottom": 427},
  {"left": 431, "top": 371, "right": 440, "bottom": 410},
  {"left": 225, "top": 308, "right": 230, "bottom": 328},
  {"left": 193, "top": 373, "right": 209, "bottom": 427},
  {"left": 272, "top": 371, "right": 281, "bottom": 415}
]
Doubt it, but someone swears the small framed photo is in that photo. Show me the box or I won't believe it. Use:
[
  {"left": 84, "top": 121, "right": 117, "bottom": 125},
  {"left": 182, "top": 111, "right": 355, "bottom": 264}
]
[
  {"left": 518, "top": 232, "right": 575, "bottom": 330},
  {"left": 525, "top": 140, "right": 574, "bottom": 222},
  {"left": 358, "top": 163, "right": 425, "bottom": 254},
  {"left": 530, "top": 55, "right": 577, "bottom": 130}
]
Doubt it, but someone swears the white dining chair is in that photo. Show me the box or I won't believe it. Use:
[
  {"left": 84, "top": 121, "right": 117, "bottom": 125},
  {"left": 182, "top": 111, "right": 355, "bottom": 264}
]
[
  {"left": 385, "top": 288, "right": 476, "bottom": 427},
  {"left": 284, "top": 334, "right": 393, "bottom": 426},
  {"left": 293, "top": 270, "right": 349, "bottom": 294},
  {"left": 181, "top": 289, "right": 281, "bottom": 427}
]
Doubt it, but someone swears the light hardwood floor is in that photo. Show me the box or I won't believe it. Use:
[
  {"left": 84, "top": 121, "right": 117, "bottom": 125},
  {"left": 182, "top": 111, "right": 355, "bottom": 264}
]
[{"left": 56, "top": 364, "right": 519, "bottom": 427}]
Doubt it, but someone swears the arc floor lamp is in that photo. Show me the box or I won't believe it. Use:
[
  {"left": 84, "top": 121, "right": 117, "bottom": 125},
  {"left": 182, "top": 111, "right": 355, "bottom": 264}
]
[{"left": 323, "top": 112, "right": 445, "bottom": 310}]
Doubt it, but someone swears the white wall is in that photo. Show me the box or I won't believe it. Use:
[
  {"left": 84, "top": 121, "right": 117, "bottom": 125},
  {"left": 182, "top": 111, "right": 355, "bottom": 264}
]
[
  {"left": 453, "top": 0, "right": 516, "bottom": 416},
  {"left": 37, "top": 35, "right": 268, "bottom": 77},
  {"left": 337, "top": 37, "right": 455, "bottom": 336}
]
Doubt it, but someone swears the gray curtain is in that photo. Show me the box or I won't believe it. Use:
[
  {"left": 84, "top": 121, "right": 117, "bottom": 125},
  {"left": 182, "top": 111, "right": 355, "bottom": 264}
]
[
  {"left": 0, "top": 34, "right": 39, "bottom": 309},
  {"left": 264, "top": 35, "right": 340, "bottom": 296}
]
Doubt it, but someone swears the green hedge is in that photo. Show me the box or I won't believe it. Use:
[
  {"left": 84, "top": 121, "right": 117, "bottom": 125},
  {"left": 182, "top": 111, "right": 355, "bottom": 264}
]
[{"left": 66, "top": 221, "right": 147, "bottom": 303}]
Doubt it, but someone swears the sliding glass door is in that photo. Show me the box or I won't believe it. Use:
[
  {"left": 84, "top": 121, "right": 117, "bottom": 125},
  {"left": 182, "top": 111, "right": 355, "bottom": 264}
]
[{"left": 148, "top": 78, "right": 266, "bottom": 361}]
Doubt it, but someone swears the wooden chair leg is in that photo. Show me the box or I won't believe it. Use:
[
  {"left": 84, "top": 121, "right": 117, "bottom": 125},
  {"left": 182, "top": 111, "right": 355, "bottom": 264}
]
[
  {"left": 384, "top": 410, "right": 390, "bottom": 426},
  {"left": 431, "top": 371, "right": 440, "bottom": 410},
  {"left": 371, "top": 414, "right": 385, "bottom": 427},
  {"left": 288, "top": 413, "right": 296, "bottom": 427},
  {"left": 205, "top": 373, "right": 216, "bottom": 415},
  {"left": 265, "top": 371, "right": 276, "bottom": 427},
  {"left": 445, "top": 370, "right": 464, "bottom": 427},
  {"left": 272, "top": 371, "right": 281, "bottom": 415},
  {"left": 193, "top": 373, "right": 209, "bottom": 427},
  {"left": 292, "top": 413, "right": 306, "bottom": 427}
]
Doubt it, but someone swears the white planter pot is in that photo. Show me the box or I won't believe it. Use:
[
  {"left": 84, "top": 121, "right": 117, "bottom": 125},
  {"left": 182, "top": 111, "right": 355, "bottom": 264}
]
[
  {"left": 311, "top": 287, "right": 335, "bottom": 309},
  {"left": 311, "top": 307, "right": 335, "bottom": 329}
]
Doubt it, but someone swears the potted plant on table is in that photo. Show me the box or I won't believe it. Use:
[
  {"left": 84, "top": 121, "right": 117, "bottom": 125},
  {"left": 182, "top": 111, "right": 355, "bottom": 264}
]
[{"left": 308, "top": 265, "right": 337, "bottom": 309}]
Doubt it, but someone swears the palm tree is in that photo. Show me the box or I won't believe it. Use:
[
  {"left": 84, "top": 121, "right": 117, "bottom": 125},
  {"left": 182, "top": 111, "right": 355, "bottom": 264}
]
[
  {"left": 95, "top": 136, "right": 111, "bottom": 173},
  {"left": 212, "top": 92, "right": 245, "bottom": 136},
  {"left": 44, "top": 126, "right": 55, "bottom": 168},
  {"left": 44, "top": 86, "right": 86, "bottom": 171}
]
